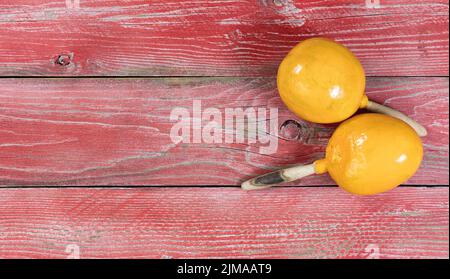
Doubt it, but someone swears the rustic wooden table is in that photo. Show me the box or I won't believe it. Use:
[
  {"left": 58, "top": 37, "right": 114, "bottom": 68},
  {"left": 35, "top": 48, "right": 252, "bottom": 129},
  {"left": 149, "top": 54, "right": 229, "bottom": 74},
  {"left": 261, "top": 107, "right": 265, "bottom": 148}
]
[{"left": 0, "top": 0, "right": 448, "bottom": 259}]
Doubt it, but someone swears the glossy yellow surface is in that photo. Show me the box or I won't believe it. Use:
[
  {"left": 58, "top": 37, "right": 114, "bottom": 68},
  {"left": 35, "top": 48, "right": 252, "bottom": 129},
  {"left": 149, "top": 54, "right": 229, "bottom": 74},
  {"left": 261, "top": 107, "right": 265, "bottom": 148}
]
[
  {"left": 315, "top": 114, "right": 423, "bottom": 195},
  {"left": 277, "top": 37, "right": 367, "bottom": 123}
]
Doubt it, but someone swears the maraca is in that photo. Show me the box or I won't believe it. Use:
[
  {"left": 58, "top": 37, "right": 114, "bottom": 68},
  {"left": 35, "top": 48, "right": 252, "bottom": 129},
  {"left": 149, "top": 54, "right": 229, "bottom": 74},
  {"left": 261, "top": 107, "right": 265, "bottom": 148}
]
[
  {"left": 242, "top": 113, "right": 423, "bottom": 195},
  {"left": 277, "top": 37, "right": 427, "bottom": 137}
]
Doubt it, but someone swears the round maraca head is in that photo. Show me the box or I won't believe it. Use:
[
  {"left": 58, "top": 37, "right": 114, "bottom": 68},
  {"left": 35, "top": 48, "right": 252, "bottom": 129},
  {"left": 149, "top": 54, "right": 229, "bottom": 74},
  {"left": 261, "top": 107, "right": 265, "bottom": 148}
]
[
  {"left": 277, "top": 37, "right": 366, "bottom": 123},
  {"left": 323, "top": 113, "right": 423, "bottom": 195}
]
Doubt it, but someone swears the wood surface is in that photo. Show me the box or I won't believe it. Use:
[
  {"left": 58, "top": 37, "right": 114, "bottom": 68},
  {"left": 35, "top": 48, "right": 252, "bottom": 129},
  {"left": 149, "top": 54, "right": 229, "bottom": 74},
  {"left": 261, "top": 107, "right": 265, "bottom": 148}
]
[
  {"left": 0, "top": 77, "right": 447, "bottom": 186},
  {"left": 0, "top": 187, "right": 447, "bottom": 259},
  {"left": 0, "top": 0, "right": 448, "bottom": 77},
  {"left": 0, "top": 0, "right": 448, "bottom": 259}
]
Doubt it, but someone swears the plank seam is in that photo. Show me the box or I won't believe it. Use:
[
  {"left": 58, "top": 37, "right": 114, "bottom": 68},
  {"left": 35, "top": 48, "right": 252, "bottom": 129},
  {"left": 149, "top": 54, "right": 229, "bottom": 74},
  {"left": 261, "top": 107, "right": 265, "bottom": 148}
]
[
  {"left": 0, "top": 185, "right": 448, "bottom": 189},
  {"left": 0, "top": 75, "right": 449, "bottom": 79}
]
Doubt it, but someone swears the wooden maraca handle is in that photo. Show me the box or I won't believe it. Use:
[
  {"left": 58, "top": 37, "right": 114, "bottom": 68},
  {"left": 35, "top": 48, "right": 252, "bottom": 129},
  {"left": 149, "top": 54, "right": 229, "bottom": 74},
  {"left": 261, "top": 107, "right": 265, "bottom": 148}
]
[
  {"left": 366, "top": 101, "right": 427, "bottom": 137},
  {"left": 241, "top": 163, "right": 316, "bottom": 191}
]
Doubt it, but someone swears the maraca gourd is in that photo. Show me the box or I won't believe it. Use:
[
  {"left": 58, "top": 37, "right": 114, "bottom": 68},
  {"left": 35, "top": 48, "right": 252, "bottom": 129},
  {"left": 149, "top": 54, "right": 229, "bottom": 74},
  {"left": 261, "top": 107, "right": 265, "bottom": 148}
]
[
  {"left": 242, "top": 114, "right": 423, "bottom": 195},
  {"left": 277, "top": 37, "right": 427, "bottom": 137}
]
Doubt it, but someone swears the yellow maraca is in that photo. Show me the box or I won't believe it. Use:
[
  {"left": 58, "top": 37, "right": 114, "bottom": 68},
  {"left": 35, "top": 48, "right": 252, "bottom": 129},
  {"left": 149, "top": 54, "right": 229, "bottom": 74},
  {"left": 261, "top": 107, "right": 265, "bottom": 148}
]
[
  {"left": 242, "top": 114, "right": 423, "bottom": 195},
  {"left": 277, "top": 37, "right": 427, "bottom": 137}
]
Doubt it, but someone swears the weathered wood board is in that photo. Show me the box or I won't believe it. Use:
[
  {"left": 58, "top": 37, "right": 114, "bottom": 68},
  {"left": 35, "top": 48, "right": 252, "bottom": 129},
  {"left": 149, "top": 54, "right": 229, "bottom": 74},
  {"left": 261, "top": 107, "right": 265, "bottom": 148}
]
[
  {"left": 0, "top": 77, "right": 447, "bottom": 186},
  {"left": 0, "top": 187, "right": 447, "bottom": 259},
  {"left": 0, "top": 0, "right": 448, "bottom": 76}
]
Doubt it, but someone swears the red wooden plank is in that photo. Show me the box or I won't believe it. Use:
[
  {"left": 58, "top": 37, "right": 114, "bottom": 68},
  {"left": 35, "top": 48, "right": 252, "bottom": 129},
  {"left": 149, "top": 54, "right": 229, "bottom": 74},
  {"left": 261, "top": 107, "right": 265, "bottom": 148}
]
[
  {"left": 0, "top": 187, "right": 447, "bottom": 259},
  {"left": 0, "top": 77, "right": 447, "bottom": 186},
  {"left": 0, "top": 0, "right": 448, "bottom": 77}
]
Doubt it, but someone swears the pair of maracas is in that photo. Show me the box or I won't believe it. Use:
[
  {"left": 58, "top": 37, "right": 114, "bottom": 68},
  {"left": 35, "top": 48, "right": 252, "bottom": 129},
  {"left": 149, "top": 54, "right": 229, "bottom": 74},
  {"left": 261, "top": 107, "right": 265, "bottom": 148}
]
[{"left": 242, "top": 38, "right": 425, "bottom": 195}]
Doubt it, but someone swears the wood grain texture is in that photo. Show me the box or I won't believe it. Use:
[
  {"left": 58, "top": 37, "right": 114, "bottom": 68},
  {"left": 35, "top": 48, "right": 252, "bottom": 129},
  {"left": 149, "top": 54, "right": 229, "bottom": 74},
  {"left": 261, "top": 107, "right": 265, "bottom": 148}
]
[
  {"left": 0, "top": 187, "right": 447, "bottom": 259},
  {"left": 0, "top": 0, "right": 448, "bottom": 77},
  {"left": 0, "top": 77, "right": 447, "bottom": 186}
]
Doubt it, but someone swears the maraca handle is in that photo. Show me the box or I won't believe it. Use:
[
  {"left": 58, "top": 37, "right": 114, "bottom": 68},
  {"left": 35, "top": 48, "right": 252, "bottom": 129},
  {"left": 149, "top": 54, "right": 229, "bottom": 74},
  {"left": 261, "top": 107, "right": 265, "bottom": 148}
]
[
  {"left": 241, "top": 163, "right": 316, "bottom": 191},
  {"left": 366, "top": 101, "right": 427, "bottom": 137}
]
